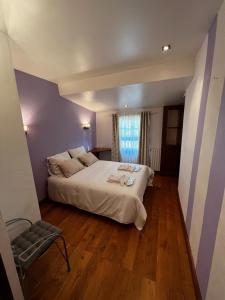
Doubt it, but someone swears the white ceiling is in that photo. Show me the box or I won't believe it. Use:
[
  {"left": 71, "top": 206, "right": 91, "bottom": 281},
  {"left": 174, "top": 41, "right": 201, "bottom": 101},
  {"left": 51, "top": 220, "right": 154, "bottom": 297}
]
[
  {"left": 67, "top": 77, "right": 191, "bottom": 112},
  {"left": 1, "top": 0, "right": 222, "bottom": 111},
  {"left": 3, "top": 0, "right": 222, "bottom": 82}
]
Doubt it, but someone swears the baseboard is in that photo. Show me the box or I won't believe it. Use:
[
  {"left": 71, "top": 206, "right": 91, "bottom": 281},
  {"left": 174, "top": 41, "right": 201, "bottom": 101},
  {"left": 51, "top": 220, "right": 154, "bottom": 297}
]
[
  {"left": 38, "top": 198, "right": 48, "bottom": 204},
  {"left": 153, "top": 170, "right": 160, "bottom": 175},
  {"left": 177, "top": 193, "right": 202, "bottom": 300}
]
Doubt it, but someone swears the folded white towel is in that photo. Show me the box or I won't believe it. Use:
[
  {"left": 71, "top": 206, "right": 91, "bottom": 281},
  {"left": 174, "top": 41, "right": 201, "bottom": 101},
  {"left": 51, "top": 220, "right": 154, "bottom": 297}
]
[
  {"left": 118, "top": 164, "right": 141, "bottom": 172},
  {"left": 107, "top": 174, "right": 135, "bottom": 186}
]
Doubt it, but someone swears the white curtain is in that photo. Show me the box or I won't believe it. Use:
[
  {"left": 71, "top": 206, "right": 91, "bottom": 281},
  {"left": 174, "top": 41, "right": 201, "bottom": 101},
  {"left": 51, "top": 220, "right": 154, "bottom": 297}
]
[{"left": 118, "top": 114, "right": 141, "bottom": 163}]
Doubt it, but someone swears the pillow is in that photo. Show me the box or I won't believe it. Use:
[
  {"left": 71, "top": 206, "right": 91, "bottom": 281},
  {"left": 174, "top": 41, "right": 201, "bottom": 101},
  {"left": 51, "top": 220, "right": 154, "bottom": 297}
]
[
  {"left": 58, "top": 158, "right": 85, "bottom": 178},
  {"left": 68, "top": 146, "right": 86, "bottom": 158},
  {"left": 47, "top": 151, "right": 71, "bottom": 176},
  {"left": 79, "top": 152, "right": 98, "bottom": 167}
]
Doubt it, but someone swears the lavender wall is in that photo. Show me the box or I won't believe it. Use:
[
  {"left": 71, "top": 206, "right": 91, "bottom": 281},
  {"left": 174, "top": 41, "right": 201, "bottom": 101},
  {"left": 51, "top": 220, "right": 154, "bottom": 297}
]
[
  {"left": 15, "top": 70, "right": 96, "bottom": 202},
  {"left": 179, "top": 2, "right": 225, "bottom": 297},
  {"left": 185, "top": 18, "right": 217, "bottom": 233},
  {"left": 196, "top": 81, "right": 225, "bottom": 298}
]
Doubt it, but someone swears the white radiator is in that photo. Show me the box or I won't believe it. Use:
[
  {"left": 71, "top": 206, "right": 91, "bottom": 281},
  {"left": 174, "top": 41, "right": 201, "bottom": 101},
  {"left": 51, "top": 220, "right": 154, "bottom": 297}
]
[{"left": 150, "top": 147, "right": 161, "bottom": 171}]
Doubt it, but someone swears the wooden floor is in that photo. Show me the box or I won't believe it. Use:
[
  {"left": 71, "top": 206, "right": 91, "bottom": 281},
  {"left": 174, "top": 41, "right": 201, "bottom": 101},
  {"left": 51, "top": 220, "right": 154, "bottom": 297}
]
[{"left": 26, "top": 176, "right": 196, "bottom": 300}]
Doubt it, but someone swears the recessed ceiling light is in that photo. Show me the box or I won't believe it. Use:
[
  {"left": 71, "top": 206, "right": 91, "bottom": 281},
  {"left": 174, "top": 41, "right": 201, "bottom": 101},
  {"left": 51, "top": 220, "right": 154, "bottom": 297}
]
[
  {"left": 124, "top": 104, "right": 128, "bottom": 108},
  {"left": 162, "top": 44, "right": 171, "bottom": 52}
]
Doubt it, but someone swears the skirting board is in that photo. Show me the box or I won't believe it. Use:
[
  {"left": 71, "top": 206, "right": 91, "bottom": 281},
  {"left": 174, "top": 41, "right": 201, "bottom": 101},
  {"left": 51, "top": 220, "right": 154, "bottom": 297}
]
[{"left": 177, "top": 192, "right": 202, "bottom": 300}]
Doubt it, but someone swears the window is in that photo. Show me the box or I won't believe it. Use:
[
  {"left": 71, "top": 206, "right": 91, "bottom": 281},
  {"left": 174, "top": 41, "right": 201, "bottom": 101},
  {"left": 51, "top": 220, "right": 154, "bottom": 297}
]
[{"left": 119, "top": 114, "right": 141, "bottom": 163}]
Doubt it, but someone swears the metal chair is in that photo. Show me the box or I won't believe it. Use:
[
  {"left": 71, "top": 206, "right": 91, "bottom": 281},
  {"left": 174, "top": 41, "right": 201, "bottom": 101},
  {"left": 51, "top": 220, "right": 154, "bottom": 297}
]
[{"left": 6, "top": 218, "right": 71, "bottom": 288}]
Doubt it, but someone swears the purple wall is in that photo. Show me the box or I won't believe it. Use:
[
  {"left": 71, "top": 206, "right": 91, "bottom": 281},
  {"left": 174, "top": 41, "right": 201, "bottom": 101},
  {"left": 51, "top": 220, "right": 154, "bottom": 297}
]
[
  {"left": 196, "top": 80, "right": 225, "bottom": 298},
  {"left": 180, "top": 15, "right": 225, "bottom": 298},
  {"left": 15, "top": 70, "right": 96, "bottom": 202},
  {"left": 186, "top": 18, "right": 217, "bottom": 233}
]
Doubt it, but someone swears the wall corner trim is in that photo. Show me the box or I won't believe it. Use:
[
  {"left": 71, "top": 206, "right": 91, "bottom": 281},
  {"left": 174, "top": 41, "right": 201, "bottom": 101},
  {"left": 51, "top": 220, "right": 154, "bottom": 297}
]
[{"left": 177, "top": 192, "right": 202, "bottom": 300}]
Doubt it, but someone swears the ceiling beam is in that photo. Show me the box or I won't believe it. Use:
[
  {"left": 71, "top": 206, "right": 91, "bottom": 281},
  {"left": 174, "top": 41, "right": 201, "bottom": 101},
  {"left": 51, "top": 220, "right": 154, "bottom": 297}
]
[{"left": 58, "top": 58, "right": 194, "bottom": 96}]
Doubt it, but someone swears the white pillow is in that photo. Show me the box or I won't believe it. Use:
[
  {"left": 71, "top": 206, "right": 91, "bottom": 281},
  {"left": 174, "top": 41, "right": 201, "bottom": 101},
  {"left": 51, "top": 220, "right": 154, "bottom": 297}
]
[
  {"left": 47, "top": 151, "right": 71, "bottom": 176},
  {"left": 58, "top": 158, "right": 85, "bottom": 178},
  {"left": 68, "top": 146, "right": 86, "bottom": 158},
  {"left": 79, "top": 152, "right": 98, "bottom": 167}
]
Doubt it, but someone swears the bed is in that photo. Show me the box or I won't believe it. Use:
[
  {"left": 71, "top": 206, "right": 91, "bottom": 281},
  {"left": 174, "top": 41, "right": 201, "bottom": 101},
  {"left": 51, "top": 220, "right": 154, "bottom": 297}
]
[{"left": 48, "top": 160, "right": 153, "bottom": 230}]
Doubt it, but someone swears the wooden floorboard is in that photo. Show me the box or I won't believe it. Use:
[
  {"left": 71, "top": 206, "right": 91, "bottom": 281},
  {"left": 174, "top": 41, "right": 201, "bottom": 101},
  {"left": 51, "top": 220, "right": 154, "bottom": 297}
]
[{"left": 25, "top": 176, "right": 197, "bottom": 300}]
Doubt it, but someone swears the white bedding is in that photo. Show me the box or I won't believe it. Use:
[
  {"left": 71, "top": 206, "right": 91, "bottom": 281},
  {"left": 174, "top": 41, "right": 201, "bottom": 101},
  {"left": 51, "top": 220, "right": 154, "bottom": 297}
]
[{"left": 48, "top": 160, "right": 153, "bottom": 230}]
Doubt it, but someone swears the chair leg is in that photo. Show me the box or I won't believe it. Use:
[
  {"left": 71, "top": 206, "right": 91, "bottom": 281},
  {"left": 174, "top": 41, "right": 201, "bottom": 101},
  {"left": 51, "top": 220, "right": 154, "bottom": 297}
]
[
  {"left": 17, "top": 263, "right": 26, "bottom": 295},
  {"left": 55, "top": 236, "right": 71, "bottom": 272}
]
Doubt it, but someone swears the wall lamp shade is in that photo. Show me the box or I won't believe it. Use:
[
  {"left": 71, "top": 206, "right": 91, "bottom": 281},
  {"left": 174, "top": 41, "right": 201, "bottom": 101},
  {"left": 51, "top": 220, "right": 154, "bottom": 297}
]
[
  {"left": 82, "top": 122, "right": 91, "bottom": 130},
  {"left": 23, "top": 125, "right": 28, "bottom": 133}
]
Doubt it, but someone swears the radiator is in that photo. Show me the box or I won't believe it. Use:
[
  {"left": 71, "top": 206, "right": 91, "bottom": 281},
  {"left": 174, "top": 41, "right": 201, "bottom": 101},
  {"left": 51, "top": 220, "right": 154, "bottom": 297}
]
[{"left": 150, "top": 147, "right": 161, "bottom": 171}]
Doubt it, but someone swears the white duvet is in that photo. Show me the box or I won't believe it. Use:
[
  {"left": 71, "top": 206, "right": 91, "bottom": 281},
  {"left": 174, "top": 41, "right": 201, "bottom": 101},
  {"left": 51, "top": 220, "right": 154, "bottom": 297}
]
[{"left": 48, "top": 160, "right": 153, "bottom": 230}]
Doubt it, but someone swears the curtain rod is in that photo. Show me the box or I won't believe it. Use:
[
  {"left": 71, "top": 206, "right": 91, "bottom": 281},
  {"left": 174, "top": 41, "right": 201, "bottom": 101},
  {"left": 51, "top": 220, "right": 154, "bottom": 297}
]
[{"left": 115, "top": 111, "right": 160, "bottom": 116}]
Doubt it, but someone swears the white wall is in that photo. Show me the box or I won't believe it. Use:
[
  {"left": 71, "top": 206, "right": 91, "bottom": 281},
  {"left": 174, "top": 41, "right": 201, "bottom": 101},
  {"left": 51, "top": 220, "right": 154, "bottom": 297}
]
[
  {"left": 96, "top": 107, "right": 163, "bottom": 149},
  {"left": 0, "top": 21, "right": 41, "bottom": 300},
  {"left": 96, "top": 111, "right": 114, "bottom": 148},
  {"left": 178, "top": 37, "right": 208, "bottom": 218},
  {"left": 207, "top": 190, "right": 225, "bottom": 300},
  {"left": 203, "top": 2, "right": 225, "bottom": 298},
  {"left": 0, "top": 212, "right": 24, "bottom": 300},
  {"left": 0, "top": 31, "right": 40, "bottom": 224},
  {"left": 179, "top": 0, "right": 225, "bottom": 298},
  {"left": 189, "top": 14, "right": 224, "bottom": 266}
]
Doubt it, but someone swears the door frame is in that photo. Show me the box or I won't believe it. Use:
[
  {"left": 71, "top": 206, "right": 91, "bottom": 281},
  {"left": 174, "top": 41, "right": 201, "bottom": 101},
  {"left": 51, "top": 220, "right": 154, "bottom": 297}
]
[{"left": 160, "top": 104, "right": 184, "bottom": 176}]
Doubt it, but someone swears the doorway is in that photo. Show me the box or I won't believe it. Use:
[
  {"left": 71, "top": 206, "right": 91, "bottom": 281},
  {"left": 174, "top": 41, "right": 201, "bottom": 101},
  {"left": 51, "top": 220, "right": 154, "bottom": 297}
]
[{"left": 160, "top": 105, "right": 184, "bottom": 176}]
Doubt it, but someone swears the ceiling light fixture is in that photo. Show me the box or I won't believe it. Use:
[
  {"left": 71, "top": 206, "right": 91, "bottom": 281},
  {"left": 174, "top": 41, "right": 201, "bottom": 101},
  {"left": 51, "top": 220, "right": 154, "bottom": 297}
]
[{"left": 162, "top": 44, "right": 171, "bottom": 52}]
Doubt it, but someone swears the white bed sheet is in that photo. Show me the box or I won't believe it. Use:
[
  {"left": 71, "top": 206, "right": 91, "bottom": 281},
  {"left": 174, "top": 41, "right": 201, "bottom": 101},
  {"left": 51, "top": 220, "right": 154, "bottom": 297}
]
[{"left": 48, "top": 160, "right": 152, "bottom": 230}]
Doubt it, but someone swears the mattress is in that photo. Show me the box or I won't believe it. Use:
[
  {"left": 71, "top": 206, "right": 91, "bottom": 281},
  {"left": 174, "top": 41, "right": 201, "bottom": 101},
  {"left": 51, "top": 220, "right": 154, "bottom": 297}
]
[{"left": 48, "top": 160, "right": 153, "bottom": 230}]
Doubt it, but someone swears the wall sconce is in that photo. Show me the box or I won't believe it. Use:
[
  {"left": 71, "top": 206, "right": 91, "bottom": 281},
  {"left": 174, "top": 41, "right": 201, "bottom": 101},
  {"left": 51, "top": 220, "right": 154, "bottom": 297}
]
[
  {"left": 82, "top": 122, "right": 91, "bottom": 130},
  {"left": 23, "top": 125, "right": 28, "bottom": 133}
]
